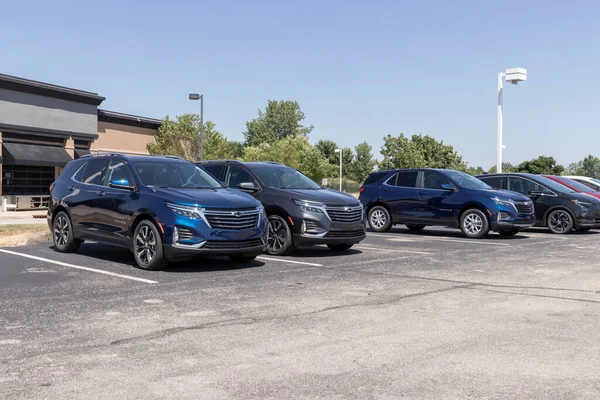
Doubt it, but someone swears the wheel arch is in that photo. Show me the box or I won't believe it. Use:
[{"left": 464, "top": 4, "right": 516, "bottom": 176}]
[
  {"left": 543, "top": 206, "right": 577, "bottom": 228},
  {"left": 458, "top": 203, "right": 491, "bottom": 224}
]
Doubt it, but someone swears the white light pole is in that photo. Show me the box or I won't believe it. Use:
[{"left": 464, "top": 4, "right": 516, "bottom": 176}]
[
  {"left": 497, "top": 68, "right": 527, "bottom": 173},
  {"left": 189, "top": 93, "right": 204, "bottom": 161},
  {"left": 334, "top": 148, "right": 342, "bottom": 191}
]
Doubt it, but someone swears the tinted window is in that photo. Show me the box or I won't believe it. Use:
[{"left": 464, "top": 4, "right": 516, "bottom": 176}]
[
  {"left": 363, "top": 171, "right": 391, "bottom": 185},
  {"left": 551, "top": 177, "right": 595, "bottom": 193},
  {"left": 508, "top": 177, "right": 553, "bottom": 195},
  {"left": 574, "top": 178, "right": 600, "bottom": 191},
  {"left": 444, "top": 171, "right": 490, "bottom": 190},
  {"left": 532, "top": 175, "right": 575, "bottom": 194},
  {"left": 479, "top": 176, "right": 505, "bottom": 189},
  {"left": 106, "top": 159, "right": 135, "bottom": 186},
  {"left": 391, "top": 171, "right": 418, "bottom": 187},
  {"left": 202, "top": 165, "right": 226, "bottom": 181},
  {"left": 132, "top": 161, "right": 222, "bottom": 189},
  {"left": 227, "top": 166, "right": 257, "bottom": 188},
  {"left": 80, "top": 159, "right": 109, "bottom": 185},
  {"left": 58, "top": 161, "right": 83, "bottom": 181},
  {"left": 250, "top": 165, "right": 321, "bottom": 189},
  {"left": 423, "top": 171, "right": 452, "bottom": 189}
]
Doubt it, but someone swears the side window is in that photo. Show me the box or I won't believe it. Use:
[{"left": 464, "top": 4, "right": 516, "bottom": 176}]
[
  {"left": 106, "top": 158, "right": 135, "bottom": 187},
  {"left": 480, "top": 176, "right": 504, "bottom": 189},
  {"left": 74, "top": 163, "right": 87, "bottom": 182},
  {"left": 227, "top": 166, "right": 257, "bottom": 189},
  {"left": 509, "top": 177, "right": 552, "bottom": 195},
  {"left": 422, "top": 171, "right": 452, "bottom": 190},
  {"left": 79, "top": 159, "right": 108, "bottom": 185},
  {"left": 576, "top": 179, "right": 600, "bottom": 191},
  {"left": 391, "top": 171, "right": 418, "bottom": 187},
  {"left": 202, "top": 165, "right": 226, "bottom": 182}
]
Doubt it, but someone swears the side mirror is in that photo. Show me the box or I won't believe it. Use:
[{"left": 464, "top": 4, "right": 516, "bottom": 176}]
[
  {"left": 237, "top": 182, "right": 260, "bottom": 192},
  {"left": 440, "top": 183, "right": 455, "bottom": 191},
  {"left": 109, "top": 179, "right": 135, "bottom": 191},
  {"left": 528, "top": 190, "right": 543, "bottom": 197}
]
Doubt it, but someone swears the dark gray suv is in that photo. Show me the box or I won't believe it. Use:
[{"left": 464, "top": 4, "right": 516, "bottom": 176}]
[{"left": 198, "top": 161, "right": 366, "bottom": 255}]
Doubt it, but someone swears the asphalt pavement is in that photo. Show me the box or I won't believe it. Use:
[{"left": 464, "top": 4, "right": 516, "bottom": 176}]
[{"left": 1, "top": 227, "right": 600, "bottom": 399}]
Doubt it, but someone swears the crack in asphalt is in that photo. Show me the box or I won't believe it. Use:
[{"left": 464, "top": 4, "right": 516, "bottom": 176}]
[{"left": 467, "top": 287, "right": 600, "bottom": 304}]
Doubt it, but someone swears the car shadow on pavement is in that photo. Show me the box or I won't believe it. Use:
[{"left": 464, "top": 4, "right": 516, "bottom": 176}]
[
  {"left": 58, "top": 243, "right": 265, "bottom": 273},
  {"left": 382, "top": 228, "right": 530, "bottom": 240},
  {"left": 289, "top": 247, "right": 363, "bottom": 258}
]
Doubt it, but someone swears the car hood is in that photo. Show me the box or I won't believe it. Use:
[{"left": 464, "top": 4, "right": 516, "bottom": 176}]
[
  {"left": 475, "top": 188, "right": 532, "bottom": 202},
  {"left": 153, "top": 187, "right": 261, "bottom": 209},
  {"left": 280, "top": 188, "right": 360, "bottom": 206}
]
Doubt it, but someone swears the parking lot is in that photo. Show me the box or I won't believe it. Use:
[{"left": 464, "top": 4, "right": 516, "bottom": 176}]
[{"left": 2, "top": 228, "right": 600, "bottom": 399}]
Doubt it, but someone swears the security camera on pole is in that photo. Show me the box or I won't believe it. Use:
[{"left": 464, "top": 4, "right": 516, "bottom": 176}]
[{"left": 497, "top": 68, "right": 527, "bottom": 173}]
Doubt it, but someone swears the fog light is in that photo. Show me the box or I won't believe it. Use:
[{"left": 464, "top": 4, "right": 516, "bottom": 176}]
[
  {"left": 498, "top": 212, "right": 511, "bottom": 221},
  {"left": 173, "top": 226, "right": 179, "bottom": 244},
  {"left": 302, "top": 220, "right": 327, "bottom": 236}
]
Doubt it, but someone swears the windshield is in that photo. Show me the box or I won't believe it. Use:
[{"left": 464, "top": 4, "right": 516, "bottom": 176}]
[
  {"left": 444, "top": 170, "right": 491, "bottom": 190},
  {"left": 550, "top": 176, "right": 596, "bottom": 193},
  {"left": 250, "top": 165, "right": 321, "bottom": 189},
  {"left": 533, "top": 175, "right": 576, "bottom": 194},
  {"left": 132, "top": 160, "right": 222, "bottom": 189}
]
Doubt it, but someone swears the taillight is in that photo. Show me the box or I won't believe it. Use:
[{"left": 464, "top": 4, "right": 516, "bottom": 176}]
[
  {"left": 359, "top": 187, "right": 365, "bottom": 194},
  {"left": 49, "top": 182, "right": 55, "bottom": 192}
]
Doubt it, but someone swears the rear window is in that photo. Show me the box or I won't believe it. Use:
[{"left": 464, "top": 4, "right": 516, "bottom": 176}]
[{"left": 363, "top": 172, "right": 391, "bottom": 185}]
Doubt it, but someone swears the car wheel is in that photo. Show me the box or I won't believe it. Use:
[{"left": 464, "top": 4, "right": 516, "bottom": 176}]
[
  {"left": 368, "top": 206, "right": 392, "bottom": 232},
  {"left": 547, "top": 209, "right": 574, "bottom": 234},
  {"left": 53, "top": 211, "right": 82, "bottom": 253},
  {"left": 327, "top": 244, "right": 353, "bottom": 251},
  {"left": 460, "top": 209, "right": 489, "bottom": 239},
  {"left": 266, "top": 215, "right": 293, "bottom": 256},
  {"left": 133, "top": 220, "right": 168, "bottom": 270},
  {"left": 229, "top": 254, "right": 258, "bottom": 263},
  {"left": 499, "top": 229, "right": 520, "bottom": 237},
  {"left": 406, "top": 224, "right": 425, "bottom": 232}
]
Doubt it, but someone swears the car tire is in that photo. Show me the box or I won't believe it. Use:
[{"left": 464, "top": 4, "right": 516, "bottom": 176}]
[
  {"left": 459, "top": 209, "right": 490, "bottom": 239},
  {"left": 406, "top": 224, "right": 425, "bottom": 232},
  {"left": 547, "top": 209, "right": 574, "bottom": 234},
  {"left": 132, "top": 220, "right": 168, "bottom": 270},
  {"left": 327, "top": 244, "right": 354, "bottom": 251},
  {"left": 266, "top": 215, "right": 293, "bottom": 256},
  {"left": 52, "top": 211, "right": 82, "bottom": 253},
  {"left": 229, "top": 254, "right": 258, "bottom": 263},
  {"left": 499, "top": 229, "right": 520, "bottom": 237},
  {"left": 368, "top": 206, "right": 392, "bottom": 232}
]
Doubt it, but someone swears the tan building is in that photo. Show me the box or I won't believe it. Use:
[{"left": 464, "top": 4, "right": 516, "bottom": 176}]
[{"left": 0, "top": 73, "right": 161, "bottom": 207}]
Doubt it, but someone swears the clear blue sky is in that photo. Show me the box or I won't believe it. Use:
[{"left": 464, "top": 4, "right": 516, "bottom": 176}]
[{"left": 1, "top": 0, "right": 599, "bottom": 168}]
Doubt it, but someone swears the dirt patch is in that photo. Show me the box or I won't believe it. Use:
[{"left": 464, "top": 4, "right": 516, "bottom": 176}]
[{"left": 0, "top": 225, "right": 51, "bottom": 247}]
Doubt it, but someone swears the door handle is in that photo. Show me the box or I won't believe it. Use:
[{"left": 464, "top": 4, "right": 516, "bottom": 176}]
[{"left": 96, "top": 190, "right": 105, "bottom": 196}]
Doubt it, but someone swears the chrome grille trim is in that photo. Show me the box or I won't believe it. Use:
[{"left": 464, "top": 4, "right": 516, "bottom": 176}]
[
  {"left": 324, "top": 205, "right": 364, "bottom": 223},
  {"left": 178, "top": 228, "right": 194, "bottom": 240},
  {"left": 204, "top": 209, "right": 260, "bottom": 230},
  {"left": 514, "top": 201, "right": 534, "bottom": 214}
]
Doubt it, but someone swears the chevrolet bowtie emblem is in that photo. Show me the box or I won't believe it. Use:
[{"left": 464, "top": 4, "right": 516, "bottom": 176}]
[{"left": 232, "top": 211, "right": 242, "bottom": 217}]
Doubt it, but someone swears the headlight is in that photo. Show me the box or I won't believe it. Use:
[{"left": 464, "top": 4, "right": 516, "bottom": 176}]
[
  {"left": 489, "top": 196, "right": 514, "bottom": 207},
  {"left": 572, "top": 199, "right": 592, "bottom": 209},
  {"left": 165, "top": 202, "right": 204, "bottom": 220},
  {"left": 293, "top": 199, "right": 325, "bottom": 214}
]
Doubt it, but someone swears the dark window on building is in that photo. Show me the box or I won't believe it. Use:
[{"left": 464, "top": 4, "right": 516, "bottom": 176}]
[
  {"left": 391, "top": 171, "right": 418, "bottom": 188},
  {"left": 74, "top": 140, "right": 91, "bottom": 149},
  {"left": 1, "top": 165, "right": 55, "bottom": 195},
  {"left": 2, "top": 132, "right": 64, "bottom": 147}
]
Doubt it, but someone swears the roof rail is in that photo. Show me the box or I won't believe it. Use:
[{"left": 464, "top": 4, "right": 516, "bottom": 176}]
[
  {"left": 80, "top": 152, "right": 125, "bottom": 159},
  {"left": 163, "top": 155, "right": 184, "bottom": 160},
  {"left": 196, "top": 159, "right": 242, "bottom": 164}
]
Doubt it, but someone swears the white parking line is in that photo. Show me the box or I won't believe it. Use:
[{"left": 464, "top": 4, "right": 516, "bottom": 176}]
[
  {"left": 358, "top": 246, "right": 431, "bottom": 255},
  {"left": 386, "top": 238, "right": 510, "bottom": 246},
  {"left": 0, "top": 249, "right": 158, "bottom": 284},
  {"left": 257, "top": 256, "right": 323, "bottom": 267}
]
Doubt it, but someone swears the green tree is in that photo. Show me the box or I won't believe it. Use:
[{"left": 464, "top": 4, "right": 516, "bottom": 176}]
[
  {"left": 228, "top": 141, "right": 245, "bottom": 159},
  {"left": 147, "top": 114, "right": 233, "bottom": 161},
  {"left": 463, "top": 165, "right": 486, "bottom": 176},
  {"left": 315, "top": 140, "right": 339, "bottom": 164},
  {"left": 567, "top": 155, "right": 600, "bottom": 178},
  {"left": 379, "top": 133, "right": 465, "bottom": 170},
  {"left": 487, "top": 163, "right": 518, "bottom": 174},
  {"left": 244, "top": 100, "right": 314, "bottom": 146},
  {"left": 350, "top": 142, "right": 377, "bottom": 182},
  {"left": 243, "top": 135, "right": 333, "bottom": 182},
  {"left": 517, "top": 156, "right": 564, "bottom": 175}
]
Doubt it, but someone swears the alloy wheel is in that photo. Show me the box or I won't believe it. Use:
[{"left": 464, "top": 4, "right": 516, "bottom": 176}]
[
  {"left": 54, "top": 215, "right": 69, "bottom": 247},
  {"left": 370, "top": 209, "right": 386, "bottom": 230},
  {"left": 549, "top": 211, "right": 571, "bottom": 233},
  {"left": 463, "top": 213, "right": 483, "bottom": 235},
  {"left": 135, "top": 225, "right": 157, "bottom": 266},
  {"left": 267, "top": 219, "right": 287, "bottom": 252}
]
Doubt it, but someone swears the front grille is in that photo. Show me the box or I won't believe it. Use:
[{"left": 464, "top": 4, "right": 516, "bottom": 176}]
[
  {"left": 177, "top": 227, "right": 194, "bottom": 240},
  {"left": 325, "top": 230, "right": 365, "bottom": 238},
  {"left": 325, "top": 205, "right": 363, "bottom": 223},
  {"left": 204, "top": 209, "right": 259, "bottom": 230},
  {"left": 203, "top": 239, "right": 263, "bottom": 250},
  {"left": 515, "top": 202, "right": 534, "bottom": 214}
]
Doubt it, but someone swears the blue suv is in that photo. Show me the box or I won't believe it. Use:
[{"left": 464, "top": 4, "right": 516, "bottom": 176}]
[
  {"left": 359, "top": 168, "right": 536, "bottom": 238},
  {"left": 48, "top": 154, "right": 268, "bottom": 270}
]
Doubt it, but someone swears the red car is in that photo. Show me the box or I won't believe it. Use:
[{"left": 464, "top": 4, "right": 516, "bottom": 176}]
[{"left": 543, "top": 175, "right": 600, "bottom": 200}]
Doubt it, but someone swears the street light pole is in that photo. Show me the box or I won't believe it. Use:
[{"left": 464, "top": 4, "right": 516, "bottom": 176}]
[
  {"left": 188, "top": 93, "right": 204, "bottom": 161},
  {"left": 335, "top": 148, "right": 342, "bottom": 191},
  {"left": 497, "top": 72, "right": 503, "bottom": 173}
]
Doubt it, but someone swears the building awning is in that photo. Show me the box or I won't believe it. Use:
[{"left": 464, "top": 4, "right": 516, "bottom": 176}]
[
  {"left": 74, "top": 148, "right": 91, "bottom": 159},
  {"left": 2, "top": 143, "right": 72, "bottom": 167}
]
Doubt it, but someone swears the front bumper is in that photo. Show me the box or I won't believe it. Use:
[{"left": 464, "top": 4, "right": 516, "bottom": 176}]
[
  {"left": 491, "top": 220, "right": 535, "bottom": 231},
  {"left": 288, "top": 207, "right": 367, "bottom": 248},
  {"left": 164, "top": 238, "right": 267, "bottom": 260}
]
